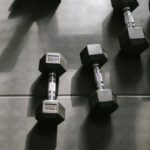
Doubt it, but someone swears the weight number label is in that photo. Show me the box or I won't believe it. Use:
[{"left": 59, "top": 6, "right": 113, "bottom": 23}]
[
  {"left": 45, "top": 104, "right": 57, "bottom": 111},
  {"left": 48, "top": 55, "right": 59, "bottom": 63}
]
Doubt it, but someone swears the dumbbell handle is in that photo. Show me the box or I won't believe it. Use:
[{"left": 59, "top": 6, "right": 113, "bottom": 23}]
[
  {"left": 93, "top": 64, "right": 104, "bottom": 90},
  {"left": 48, "top": 73, "right": 57, "bottom": 100},
  {"left": 123, "top": 7, "right": 135, "bottom": 28}
]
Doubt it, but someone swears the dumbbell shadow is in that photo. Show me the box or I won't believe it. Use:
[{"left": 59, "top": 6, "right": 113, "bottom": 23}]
[
  {"left": 25, "top": 123, "right": 57, "bottom": 150},
  {"left": 0, "top": 0, "right": 59, "bottom": 72},
  {"left": 102, "top": 11, "right": 124, "bottom": 39},
  {"left": 144, "top": 17, "right": 150, "bottom": 40},
  {"left": 79, "top": 116, "right": 112, "bottom": 150},
  {"left": 28, "top": 74, "right": 48, "bottom": 117},
  {"left": 71, "top": 66, "right": 96, "bottom": 97},
  {"left": 79, "top": 99, "right": 140, "bottom": 150},
  {"left": 9, "top": 0, "right": 60, "bottom": 20},
  {"left": 0, "top": 16, "right": 33, "bottom": 72},
  {"left": 115, "top": 50, "right": 142, "bottom": 84}
]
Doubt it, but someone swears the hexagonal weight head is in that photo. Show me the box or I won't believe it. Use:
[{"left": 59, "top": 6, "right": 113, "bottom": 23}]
[
  {"left": 36, "top": 100, "right": 65, "bottom": 125},
  {"left": 39, "top": 53, "right": 67, "bottom": 76},
  {"left": 119, "top": 27, "right": 149, "bottom": 55},
  {"left": 80, "top": 44, "right": 108, "bottom": 67},
  {"left": 111, "top": 0, "right": 139, "bottom": 12},
  {"left": 90, "top": 89, "right": 118, "bottom": 117}
]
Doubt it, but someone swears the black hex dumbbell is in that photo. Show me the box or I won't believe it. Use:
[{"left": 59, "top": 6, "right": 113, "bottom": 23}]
[
  {"left": 111, "top": 0, "right": 149, "bottom": 55},
  {"left": 80, "top": 44, "right": 118, "bottom": 117},
  {"left": 36, "top": 53, "right": 67, "bottom": 125}
]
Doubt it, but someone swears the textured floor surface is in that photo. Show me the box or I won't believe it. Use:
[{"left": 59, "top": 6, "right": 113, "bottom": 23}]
[{"left": 0, "top": 0, "right": 150, "bottom": 149}]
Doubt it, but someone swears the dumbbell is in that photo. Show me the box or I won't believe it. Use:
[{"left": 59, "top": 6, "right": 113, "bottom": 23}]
[
  {"left": 111, "top": 0, "right": 149, "bottom": 55},
  {"left": 36, "top": 53, "right": 67, "bottom": 125},
  {"left": 80, "top": 44, "right": 118, "bottom": 117}
]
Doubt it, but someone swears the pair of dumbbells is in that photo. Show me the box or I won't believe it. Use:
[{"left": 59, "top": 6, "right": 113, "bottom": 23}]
[
  {"left": 36, "top": 44, "right": 118, "bottom": 126},
  {"left": 111, "top": 0, "right": 149, "bottom": 55}
]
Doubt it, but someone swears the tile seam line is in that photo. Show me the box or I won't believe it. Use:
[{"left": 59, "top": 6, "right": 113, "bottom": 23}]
[{"left": 0, "top": 95, "right": 150, "bottom": 98}]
